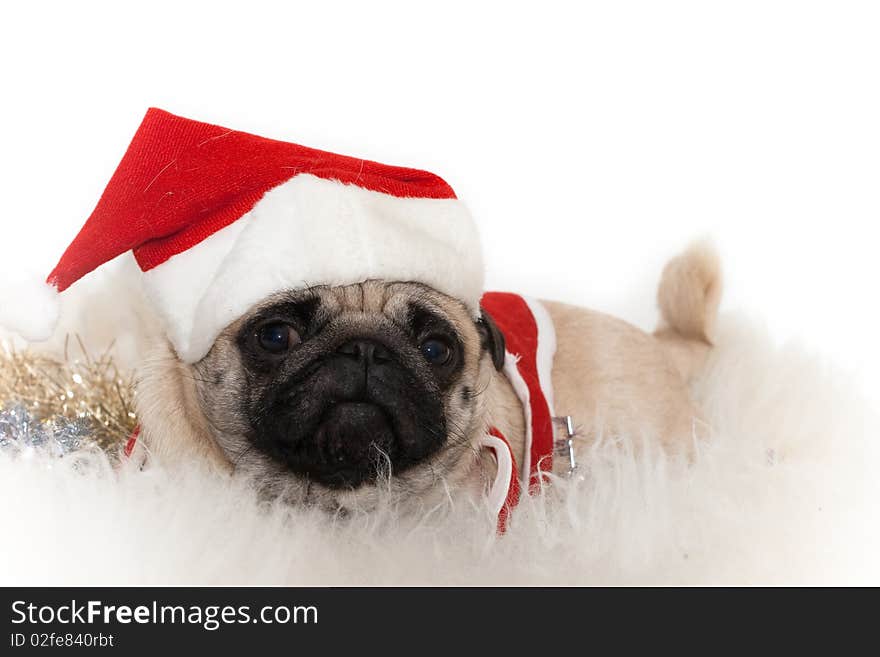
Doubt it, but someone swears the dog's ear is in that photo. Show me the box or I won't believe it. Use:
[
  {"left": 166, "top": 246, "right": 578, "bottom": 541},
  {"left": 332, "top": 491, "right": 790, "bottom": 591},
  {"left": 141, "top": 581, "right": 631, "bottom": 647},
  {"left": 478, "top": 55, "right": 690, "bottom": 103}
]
[{"left": 477, "top": 308, "right": 506, "bottom": 371}]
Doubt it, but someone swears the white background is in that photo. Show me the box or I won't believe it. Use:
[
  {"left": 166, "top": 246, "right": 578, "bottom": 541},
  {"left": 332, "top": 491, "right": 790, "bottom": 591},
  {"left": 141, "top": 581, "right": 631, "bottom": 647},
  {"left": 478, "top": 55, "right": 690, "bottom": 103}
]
[{"left": 1, "top": 1, "right": 878, "bottom": 404}]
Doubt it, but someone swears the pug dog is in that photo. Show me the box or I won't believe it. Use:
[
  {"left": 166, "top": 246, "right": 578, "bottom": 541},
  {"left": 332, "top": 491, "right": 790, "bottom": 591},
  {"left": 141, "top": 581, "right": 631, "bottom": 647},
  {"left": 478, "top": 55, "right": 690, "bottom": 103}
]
[{"left": 134, "top": 242, "right": 721, "bottom": 512}]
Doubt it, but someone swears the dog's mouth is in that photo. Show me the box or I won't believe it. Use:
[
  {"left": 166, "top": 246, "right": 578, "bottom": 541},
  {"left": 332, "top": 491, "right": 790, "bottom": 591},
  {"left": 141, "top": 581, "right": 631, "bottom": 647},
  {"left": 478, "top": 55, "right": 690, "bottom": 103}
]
[
  {"left": 305, "top": 401, "right": 397, "bottom": 487},
  {"left": 268, "top": 396, "right": 446, "bottom": 489}
]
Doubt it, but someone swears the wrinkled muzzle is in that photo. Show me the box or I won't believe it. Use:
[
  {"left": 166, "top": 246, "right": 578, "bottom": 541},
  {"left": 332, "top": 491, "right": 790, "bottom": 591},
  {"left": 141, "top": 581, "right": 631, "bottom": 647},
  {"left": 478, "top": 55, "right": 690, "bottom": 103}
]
[{"left": 255, "top": 333, "right": 447, "bottom": 488}]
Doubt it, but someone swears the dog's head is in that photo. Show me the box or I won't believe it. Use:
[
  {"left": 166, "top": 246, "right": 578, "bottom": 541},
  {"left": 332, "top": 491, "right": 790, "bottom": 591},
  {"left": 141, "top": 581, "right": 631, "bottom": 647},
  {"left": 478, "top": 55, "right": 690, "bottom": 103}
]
[{"left": 165, "top": 280, "right": 504, "bottom": 506}]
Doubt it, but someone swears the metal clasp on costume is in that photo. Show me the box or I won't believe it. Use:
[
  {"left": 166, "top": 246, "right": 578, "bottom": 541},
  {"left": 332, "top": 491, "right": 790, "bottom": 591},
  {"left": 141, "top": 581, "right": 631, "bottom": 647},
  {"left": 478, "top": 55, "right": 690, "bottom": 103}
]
[{"left": 552, "top": 415, "right": 578, "bottom": 476}]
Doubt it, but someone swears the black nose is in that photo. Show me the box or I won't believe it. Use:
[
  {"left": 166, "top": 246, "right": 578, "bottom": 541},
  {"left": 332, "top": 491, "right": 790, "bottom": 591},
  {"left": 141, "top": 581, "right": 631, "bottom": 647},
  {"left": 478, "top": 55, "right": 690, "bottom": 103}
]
[{"left": 336, "top": 338, "right": 392, "bottom": 364}]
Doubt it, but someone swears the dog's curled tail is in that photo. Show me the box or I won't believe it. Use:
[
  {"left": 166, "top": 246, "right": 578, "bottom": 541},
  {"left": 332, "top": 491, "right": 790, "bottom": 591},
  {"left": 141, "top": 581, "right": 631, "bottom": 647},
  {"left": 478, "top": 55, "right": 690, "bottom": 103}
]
[{"left": 656, "top": 241, "right": 722, "bottom": 345}]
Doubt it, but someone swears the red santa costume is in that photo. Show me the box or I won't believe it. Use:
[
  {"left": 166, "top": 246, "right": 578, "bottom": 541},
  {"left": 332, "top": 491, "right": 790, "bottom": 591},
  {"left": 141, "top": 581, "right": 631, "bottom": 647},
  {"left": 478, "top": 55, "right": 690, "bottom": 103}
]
[{"left": 479, "top": 292, "right": 559, "bottom": 533}]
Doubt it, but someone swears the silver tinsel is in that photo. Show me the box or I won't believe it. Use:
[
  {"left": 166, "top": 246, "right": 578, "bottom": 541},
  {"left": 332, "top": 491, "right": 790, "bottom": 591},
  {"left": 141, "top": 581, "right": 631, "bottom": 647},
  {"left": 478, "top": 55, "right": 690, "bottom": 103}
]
[{"left": 0, "top": 403, "right": 92, "bottom": 457}]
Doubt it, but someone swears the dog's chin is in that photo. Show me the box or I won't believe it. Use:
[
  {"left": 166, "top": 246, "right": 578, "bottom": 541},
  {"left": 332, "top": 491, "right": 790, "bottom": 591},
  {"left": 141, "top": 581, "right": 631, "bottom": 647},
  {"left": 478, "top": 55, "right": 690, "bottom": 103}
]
[{"left": 305, "top": 402, "right": 397, "bottom": 488}]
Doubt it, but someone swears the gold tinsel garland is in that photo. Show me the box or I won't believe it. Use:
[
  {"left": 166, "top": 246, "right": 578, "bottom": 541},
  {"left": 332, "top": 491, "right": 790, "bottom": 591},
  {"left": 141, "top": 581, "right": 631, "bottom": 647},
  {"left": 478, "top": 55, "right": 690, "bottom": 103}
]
[{"left": 0, "top": 336, "right": 137, "bottom": 451}]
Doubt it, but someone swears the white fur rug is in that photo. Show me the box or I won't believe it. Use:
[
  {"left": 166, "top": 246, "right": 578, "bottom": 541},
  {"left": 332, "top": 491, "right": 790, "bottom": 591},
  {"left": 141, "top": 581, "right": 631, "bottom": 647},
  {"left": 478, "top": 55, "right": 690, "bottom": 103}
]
[{"left": 1, "top": 315, "right": 877, "bottom": 585}]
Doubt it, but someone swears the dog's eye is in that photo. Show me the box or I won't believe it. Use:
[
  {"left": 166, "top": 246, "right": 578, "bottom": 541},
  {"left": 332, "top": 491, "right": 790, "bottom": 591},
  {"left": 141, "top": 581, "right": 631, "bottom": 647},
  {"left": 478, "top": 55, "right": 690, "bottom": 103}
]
[
  {"left": 256, "top": 322, "right": 298, "bottom": 354},
  {"left": 419, "top": 337, "right": 451, "bottom": 365}
]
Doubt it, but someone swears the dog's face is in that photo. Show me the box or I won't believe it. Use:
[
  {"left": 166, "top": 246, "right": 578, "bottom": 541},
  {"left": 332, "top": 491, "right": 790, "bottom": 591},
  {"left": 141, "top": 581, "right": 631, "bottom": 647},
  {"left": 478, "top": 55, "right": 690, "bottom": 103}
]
[{"left": 185, "top": 280, "right": 504, "bottom": 507}]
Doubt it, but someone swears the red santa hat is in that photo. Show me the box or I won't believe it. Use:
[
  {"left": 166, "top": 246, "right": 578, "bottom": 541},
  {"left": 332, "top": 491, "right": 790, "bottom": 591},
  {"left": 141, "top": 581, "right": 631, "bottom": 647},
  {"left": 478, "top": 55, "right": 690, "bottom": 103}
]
[{"left": 7, "top": 108, "right": 484, "bottom": 363}]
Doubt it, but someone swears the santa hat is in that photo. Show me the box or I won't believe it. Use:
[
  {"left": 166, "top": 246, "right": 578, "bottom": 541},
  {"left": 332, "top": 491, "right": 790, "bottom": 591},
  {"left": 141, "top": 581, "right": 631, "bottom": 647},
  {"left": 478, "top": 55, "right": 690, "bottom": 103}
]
[{"left": 7, "top": 108, "right": 483, "bottom": 363}]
